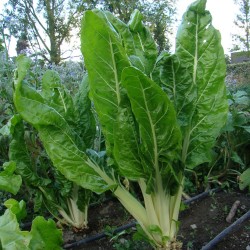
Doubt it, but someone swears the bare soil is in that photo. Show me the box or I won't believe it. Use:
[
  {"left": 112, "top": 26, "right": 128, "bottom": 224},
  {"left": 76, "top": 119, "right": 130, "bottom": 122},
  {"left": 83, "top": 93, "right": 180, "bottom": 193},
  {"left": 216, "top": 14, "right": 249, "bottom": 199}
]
[{"left": 63, "top": 190, "right": 250, "bottom": 250}]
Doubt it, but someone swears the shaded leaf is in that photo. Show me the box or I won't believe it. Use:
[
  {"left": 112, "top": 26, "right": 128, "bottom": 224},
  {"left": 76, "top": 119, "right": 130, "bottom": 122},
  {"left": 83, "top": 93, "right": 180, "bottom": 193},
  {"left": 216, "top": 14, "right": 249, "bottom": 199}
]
[
  {"left": 4, "top": 199, "right": 27, "bottom": 221},
  {"left": 0, "top": 162, "right": 22, "bottom": 195},
  {"left": 29, "top": 217, "right": 63, "bottom": 250}
]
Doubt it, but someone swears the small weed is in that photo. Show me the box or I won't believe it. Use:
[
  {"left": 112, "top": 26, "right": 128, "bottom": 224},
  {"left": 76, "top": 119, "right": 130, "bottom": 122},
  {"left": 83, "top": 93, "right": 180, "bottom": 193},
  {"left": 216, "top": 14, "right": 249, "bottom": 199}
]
[
  {"left": 223, "top": 205, "right": 229, "bottom": 214},
  {"left": 187, "top": 241, "right": 194, "bottom": 249},
  {"left": 210, "top": 203, "right": 217, "bottom": 210}
]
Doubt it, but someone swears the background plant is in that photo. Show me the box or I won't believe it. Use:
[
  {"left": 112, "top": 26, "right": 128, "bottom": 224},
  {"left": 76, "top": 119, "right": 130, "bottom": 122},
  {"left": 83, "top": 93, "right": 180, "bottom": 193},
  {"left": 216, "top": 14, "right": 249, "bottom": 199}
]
[
  {"left": 0, "top": 50, "right": 90, "bottom": 229},
  {"left": 185, "top": 82, "right": 250, "bottom": 191}
]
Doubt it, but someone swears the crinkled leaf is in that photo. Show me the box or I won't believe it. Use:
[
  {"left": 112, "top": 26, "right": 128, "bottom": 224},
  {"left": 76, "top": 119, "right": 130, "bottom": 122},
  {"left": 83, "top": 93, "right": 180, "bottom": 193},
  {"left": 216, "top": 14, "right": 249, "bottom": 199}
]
[
  {"left": 29, "top": 217, "right": 63, "bottom": 250},
  {"left": 4, "top": 199, "right": 27, "bottom": 221},
  {"left": 9, "top": 118, "right": 51, "bottom": 187},
  {"left": 148, "top": 225, "right": 163, "bottom": 236},
  {"left": 34, "top": 192, "right": 43, "bottom": 213},
  {"left": 0, "top": 204, "right": 62, "bottom": 250},
  {"left": 14, "top": 55, "right": 32, "bottom": 86},
  {"left": 153, "top": 53, "right": 195, "bottom": 129},
  {"left": 233, "top": 111, "right": 248, "bottom": 127},
  {"left": 127, "top": 10, "right": 158, "bottom": 76},
  {"left": 74, "top": 75, "right": 96, "bottom": 148},
  {"left": 155, "top": 0, "right": 228, "bottom": 168},
  {"left": 13, "top": 55, "right": 113, "bottom": 194},
  {"left": 76, "top": 186, "right": 92, "bottom": 212},
  {"left": 104, "top": 11, "right": 135, "bottom": 56},
  {"left": 0, "top": 162, "right": 22, "bottom": 195},
  {"left": 42, "top": 70, "right": 79, "bottom": 132},
  {"left": 106, "top": 10, "right": 158, "bottom": 76},
  {"left": 37, "top": 126, "right": 112, "bottom": 193},
  {"left": 81, "top": 10, "right": 130, "bottom": 153},
  {"left": 0, "top": 209, "right": 30, "bottom": 250},
  {"left": 113, "top": 107, "right": 144, "bottom": 180},
  {"left": 122, "top": 67, "right": 182, "bottom": 192},
  {"left": 53, "top": 168, "right": 73, "bottom": 197}
]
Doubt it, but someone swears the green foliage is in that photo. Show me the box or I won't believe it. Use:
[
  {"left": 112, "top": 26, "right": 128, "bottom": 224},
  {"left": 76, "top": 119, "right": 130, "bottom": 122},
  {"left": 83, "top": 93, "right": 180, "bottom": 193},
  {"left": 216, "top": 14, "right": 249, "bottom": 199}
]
[
  {"left": 153, "top": 0, "right": 228, "bottom": 169},
  {"left": 4, "top": 199, "right": 27, "bottom": 221},
  {"left": 0, "top": 199, "right": 63, "bottom": 250},
  {"left": 0, "top": 51, "right": 15, "bottom": 165},
  {"left": 13, "top": 0, "right": 228, "bottom": 248},
  {"left": 6, "top": 105, "right": 91, "bottom": 229},
  {"left": 98, "top": 0, "right": 176, "bottom": 51},
  {"left": 0, "top": 161, "right": 22, "bottom": 195},
  {"left": 0, "top": 38, "right": 4, "bottom": 52},
  {"left": 3, "top": 0, "right": 88, "bottom": 63},
  {"left": 193, "top": 85, "right": 250, "bottom": 189},
  {"left": 0, "top": 44, "right": 90, "bottom": 228},
  {"left": 239, "top": 168, "right": 250, "bottom": 191}
]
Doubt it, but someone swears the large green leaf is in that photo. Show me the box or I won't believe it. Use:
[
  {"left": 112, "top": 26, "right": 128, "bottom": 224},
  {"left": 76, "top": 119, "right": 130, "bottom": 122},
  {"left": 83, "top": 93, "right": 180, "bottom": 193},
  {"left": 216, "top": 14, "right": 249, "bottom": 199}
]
[
  {"left": 28, "top": 217, "right": 63, "bottom": 250},
  {"left": 0, "top": 204, "right": 63, "bottom": 250},
  {"left": 106, "top": 10, "right": 158, "bottom": 76},
  {"left": 155, "top": 0, "right": 228, "bottom": 168},
  {"left": 41, "top": 70, "right": 77, "bottom": 127},
  {"left": 81, "top": 10, "right": 130, "bottom": 153},
  {"left": 0, "top": 209, "right": 30, "bottom": 250},
  {"left": 113, "top": 107, "right": 144, "bottom": 180},
  {"left": 74, "top": 75, "right": 96, "bottom": 148},
  {"left": 127, "top": 10, "right": 158, "bottom": 76},
  {"left": 153, "top": 53, "right": 196, "bottom": 129},
  {"left": 0, "top": 162, "right": 22, "bottom": 195},
  {"left": 13, "top": 56, "right": 113, "bottom": 194},
  {"left": 9, "top": 118, "right": 51, "bottom": 187},
  {"left": 4, "top": 199, "right": 27, "bottom": 221},
  {"left": 122, "top": 67, "right": 182, "bottom": 192}
]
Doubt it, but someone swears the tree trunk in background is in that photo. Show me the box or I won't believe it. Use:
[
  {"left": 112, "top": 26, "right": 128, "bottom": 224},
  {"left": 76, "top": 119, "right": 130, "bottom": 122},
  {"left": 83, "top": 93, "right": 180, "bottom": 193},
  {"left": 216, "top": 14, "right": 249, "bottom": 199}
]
[{"left": 45, "top": 0, "right": 60, "bottom": 64}]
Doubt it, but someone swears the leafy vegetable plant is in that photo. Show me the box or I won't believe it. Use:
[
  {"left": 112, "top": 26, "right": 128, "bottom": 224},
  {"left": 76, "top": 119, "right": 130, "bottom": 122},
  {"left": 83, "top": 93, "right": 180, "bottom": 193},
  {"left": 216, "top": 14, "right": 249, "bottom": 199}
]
[
  {"left": 13, "top": 0, "right": 228, "bottom": 249},
  {"left": 0, "top": 113, "right": 91, "bottom": 230},
  {"left": 203, "top": 87, "right": 250, "bottom": 188}
]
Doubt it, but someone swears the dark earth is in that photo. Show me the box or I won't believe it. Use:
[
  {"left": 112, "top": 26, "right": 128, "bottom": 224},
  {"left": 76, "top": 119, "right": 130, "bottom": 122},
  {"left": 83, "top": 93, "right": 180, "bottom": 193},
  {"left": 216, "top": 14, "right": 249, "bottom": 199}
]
[{"left": 63, "top": 190, "right": 250, "bottom": 250}]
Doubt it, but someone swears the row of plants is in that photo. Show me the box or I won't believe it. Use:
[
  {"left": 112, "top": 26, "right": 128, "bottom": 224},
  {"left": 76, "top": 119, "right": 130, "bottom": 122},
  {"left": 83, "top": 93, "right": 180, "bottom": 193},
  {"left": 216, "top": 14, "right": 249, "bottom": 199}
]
[{"left": 0, "top": 0, "right": 249, "bottom": 249}]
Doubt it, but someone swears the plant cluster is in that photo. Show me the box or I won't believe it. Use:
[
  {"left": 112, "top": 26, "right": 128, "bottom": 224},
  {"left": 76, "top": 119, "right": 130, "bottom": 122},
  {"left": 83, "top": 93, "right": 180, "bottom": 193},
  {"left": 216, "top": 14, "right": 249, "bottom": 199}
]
[
  {"left": 182, "top": 83, "right": 250, "bottom": 191},
  {"left": 10, "top": 0, "right": 229, "bottom": 249},
  {"left": 1, "top": 0, "right": 250, "bottom": 249}
]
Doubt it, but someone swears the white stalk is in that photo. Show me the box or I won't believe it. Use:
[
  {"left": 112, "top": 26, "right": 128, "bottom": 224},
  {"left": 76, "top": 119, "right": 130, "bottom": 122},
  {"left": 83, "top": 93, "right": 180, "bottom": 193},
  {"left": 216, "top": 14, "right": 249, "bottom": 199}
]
[
  {"left": 138, "top": 179, "right": 160, "bottom": 227},
  {"left": 170, "top": 183, "right": 183, "bottom": 239}
]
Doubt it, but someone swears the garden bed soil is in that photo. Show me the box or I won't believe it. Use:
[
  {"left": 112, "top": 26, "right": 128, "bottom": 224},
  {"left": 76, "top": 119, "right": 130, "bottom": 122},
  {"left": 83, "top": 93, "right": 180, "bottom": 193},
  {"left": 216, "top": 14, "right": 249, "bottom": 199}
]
[{"left": 63, "top": 190, "right": 250, "bottom": 250}]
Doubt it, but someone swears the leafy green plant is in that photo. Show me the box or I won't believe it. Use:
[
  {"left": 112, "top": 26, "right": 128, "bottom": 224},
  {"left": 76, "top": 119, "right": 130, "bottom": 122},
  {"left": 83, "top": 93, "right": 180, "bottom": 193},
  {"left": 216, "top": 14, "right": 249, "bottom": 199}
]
[
  {"left": 0, "top": 199, "right": 63, "bottom": 250},
  {"left": 0, "top": 51, "right": 15, "bottom": 166},
  {"left": 13, "top": 0, "right": 228, "bottom": 249},
  {"left": 1, "top": 101, "right": 93, "bottom": 230},
  {"left": 0, "top": 112, "right": 92, "bottom": 230},
  {"left": 201, "top": 86, "right": 250, "bottom": 188}
]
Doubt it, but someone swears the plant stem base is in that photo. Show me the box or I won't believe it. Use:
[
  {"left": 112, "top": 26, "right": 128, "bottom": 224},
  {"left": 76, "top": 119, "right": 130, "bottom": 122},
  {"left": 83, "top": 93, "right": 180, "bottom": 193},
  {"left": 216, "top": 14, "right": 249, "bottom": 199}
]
[{"left": 158, "top": 240, "right": 182, "bottom": 250}]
